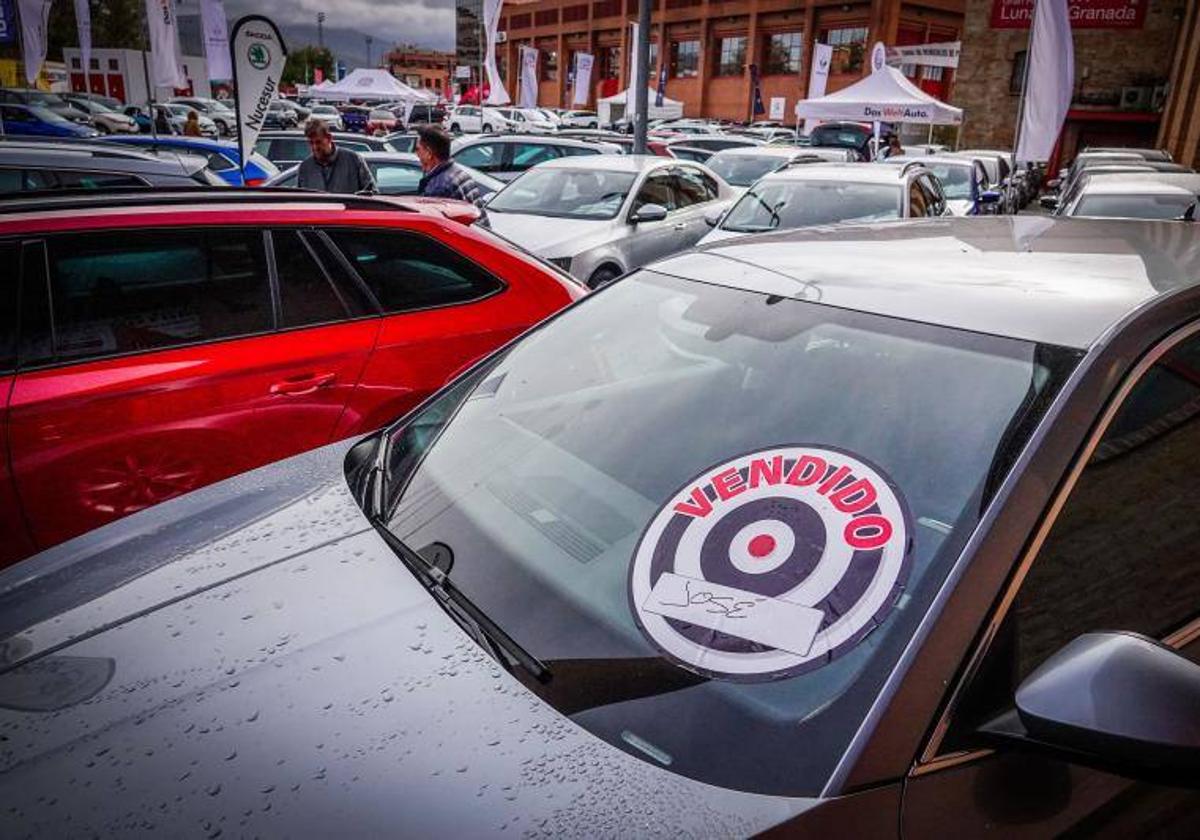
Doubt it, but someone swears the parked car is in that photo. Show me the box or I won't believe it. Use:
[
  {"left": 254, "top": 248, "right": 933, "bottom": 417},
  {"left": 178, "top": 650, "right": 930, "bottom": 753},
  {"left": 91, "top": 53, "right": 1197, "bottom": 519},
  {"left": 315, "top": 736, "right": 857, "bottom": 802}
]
[
  {"left": 884, "top": 155, "right": 999, "bottom": 215},
  {"left": 307, "top": 103, "right": 346, "bottom": 131},
  {"left": 61, "top": 90, "right": 123, "bottom": 110},
  {"left": 103, "top": 136, "right": 280, "bottom": 186},
  {"left": 402, "top": 103, "right": 447, "bottom": 128},
  {"left": 0, "top": 189, "right": 583, "bottom": 564},
  {"left": 664, "top": 145, "right": 716, "bottom": 163},
  {"left": 556, "top": 129, "right": 636, "bottom": 152},
  {"left": 452, "top": 134, "right": 620, "bottom": 182},
  {"left": 654, "top": 119, "right": 725, "bottom": 136},
  {"left": 0, "top": 87, "right": 92, "bottom": 124},
  {"left": 481, "top": 155, "right": 734, "bottom": 287},
  {"left": 0, "top": 103, "right": 100, "bottom": 138},
  {"left": 1081, "top": 146, "right": 1173, "bottom": 162},
  {"left": 664, "top": 135, "right": 762, "bottom": 156},
  {"left": 732, "top": 126, "right": 799, "bottom": 143},
  {"left": 487, "top": 107, "right": 556, "bottom": 133},
  {"left": 1043, "top": 161, "right": 1196, "bottom": 213},
  {"left": 58, "top": 96, "right": 139, "bottom": 134},
  {"left": 253, "top": 131, "right": 406, "bottom": 169},
  {"left": 8, "top": 218, "right": 1200, "bottom": 836},
  {"left": 445, "top": 105, "right": 517, "bottom": 134},
  {"left": 1048, "top": 153, "right": 1189, "bottom": 206},
  {"left": 170, "top": 96, "right": 236, "bottom": 135},
  {"left": 1055, "top": 172, "right": 1200, "bottom": 220},
  {"left": 383, "top": 132, "right": 418, "bottom": 153},
  {"left": 0, "top": 139, "right": 224, "bottom": 192},
  {"left": 340, "top": 105, "right": 371, "bottom": 134},
  {"left": 367, "top": 108, "right": 399, "bottom": 135},
  {"left": 265, "top": 100, "right": 299, "bottom": 129},
  {"left": 950, "top": 150, "right": 1016, "bottom": 213},
  {"left": 130, "top": 103, "right": 220, "bottom": 138},
  {"left": 699, "top": 161, "right": 947, "bottom": 245},
  {"left": 705, "top": 146, "right": 830, "bottom": 195},
  {"left": 268, "top": 151, "right": 504, "bottom": 198},
  {"left": 808, "top": 121, "right": 874, "bottom": 159},
  {"left": 560, "top": 108, "right": 599, "bottom": 128}
]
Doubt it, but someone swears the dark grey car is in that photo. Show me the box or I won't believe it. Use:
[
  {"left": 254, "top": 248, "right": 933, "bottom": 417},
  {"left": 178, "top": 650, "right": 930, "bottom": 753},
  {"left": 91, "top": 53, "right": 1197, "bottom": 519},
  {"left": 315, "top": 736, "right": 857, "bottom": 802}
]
[
  {"left": 0, "top": 140, "right": 224, "bottom": 191},
  {"left": 6, "top": 218, "right": 1200, "bottom": 835}
]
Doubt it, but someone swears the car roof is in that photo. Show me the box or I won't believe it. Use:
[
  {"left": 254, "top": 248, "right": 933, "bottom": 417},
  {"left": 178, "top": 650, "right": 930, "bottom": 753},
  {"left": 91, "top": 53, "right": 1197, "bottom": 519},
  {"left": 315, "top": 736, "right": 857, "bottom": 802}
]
[
  {"left": 0, "top": 141, "right": 206, "bottom": 175},
  {"left": 1076, "top": 172, "right": 1200, "bottom": 195},
  {"left": 455, "top": 134, "right": 609, "bottom": 149},
  {"left": 531, "top": 153, "right": 679, "bottom": 173},
  {"left": 761, "top": 162, "right": 907, "bottom": 184},
  {"left": 710, "top": 145, "right": 826, "bottom": 160},
  {"left": 652, "top": 217, "right": 1200, "bottom": 350}
]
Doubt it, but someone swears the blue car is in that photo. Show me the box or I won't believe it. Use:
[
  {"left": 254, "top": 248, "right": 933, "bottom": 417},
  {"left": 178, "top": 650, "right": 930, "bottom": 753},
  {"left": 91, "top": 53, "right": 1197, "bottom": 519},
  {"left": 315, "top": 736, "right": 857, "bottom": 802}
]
[
  {"left": 102, "top": 134, "right": 279, "bottom": 185},
  {"left": 0, "top": 103, "right": 100, "bottom": 138}
]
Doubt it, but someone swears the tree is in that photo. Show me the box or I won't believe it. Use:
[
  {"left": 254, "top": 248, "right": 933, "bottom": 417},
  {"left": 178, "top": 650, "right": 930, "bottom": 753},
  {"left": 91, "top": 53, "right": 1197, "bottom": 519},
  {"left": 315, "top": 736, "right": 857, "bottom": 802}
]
[
  {"left": 283, "top": 46, "right": 335, "bottom": 86},
  {"left": 47, "top": 0, "right": 147, "bottom": 60}
]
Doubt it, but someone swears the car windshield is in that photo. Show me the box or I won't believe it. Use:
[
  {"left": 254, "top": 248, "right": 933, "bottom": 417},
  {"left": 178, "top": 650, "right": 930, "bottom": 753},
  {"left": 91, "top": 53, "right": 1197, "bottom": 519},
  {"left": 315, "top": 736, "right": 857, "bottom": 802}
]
[
  {"left": 26, "top": 91, "right": 65, "bottom": 107},
  {"left": 721, "top": 180, "right": 900, "bottom": 232},
  {"left": 1073, "top": 193, "right": 1197, "bottom": 220},
  {"left": 369, "top": 271, "right": 1078, "bottom": 796},
  {"left": 707, "top": 153, "right": 789, "bottom": 187},
  {"left": 28, "top": 105, "right": 69, "bottom": 124},
  {"left": 486, "top": 168, "right": 637, "bottom": 220},
  {"left": 918, "top": 163, "right": 972, "bottom": 200},
  {"left": 313, "top": 105, "right": 337, "bottom": 114},
  {"left": 810, "top": 126, "right": 867, "bottom": 148}
]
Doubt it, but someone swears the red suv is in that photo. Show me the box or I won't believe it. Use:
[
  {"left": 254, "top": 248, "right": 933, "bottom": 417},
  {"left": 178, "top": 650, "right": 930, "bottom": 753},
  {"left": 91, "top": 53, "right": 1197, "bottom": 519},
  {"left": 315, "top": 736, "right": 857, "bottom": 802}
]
[{"left": 0, "top": 192, "right": 583, "bottom": 566}]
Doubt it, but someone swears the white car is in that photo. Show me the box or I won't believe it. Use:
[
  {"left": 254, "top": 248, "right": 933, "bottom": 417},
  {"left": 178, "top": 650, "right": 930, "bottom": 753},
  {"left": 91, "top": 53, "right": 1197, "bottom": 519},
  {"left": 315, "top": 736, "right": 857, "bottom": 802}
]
[
  {"left": 493, "top": 107, "right": 557, "bottom": 133},
  {"left": 705, "top": 146, "right": 829, "bottom": 197},
  {"left": 446, "top": 105, "right": 516, "bottom": 134},
  {"left": 482, "top": 155, "right": 735, "bottom": 288},
  {"left": 307, "top": 104, "right": 345, "bottom": 132},
  {"left": 560, "top": 109, "right": 599, "bottom": 129},
  {"left": 699, "top": 161, "right": 948, "bottom": 245},
  {"left": 1058, "top": 172, "right": 1200, "bottom": 220}
]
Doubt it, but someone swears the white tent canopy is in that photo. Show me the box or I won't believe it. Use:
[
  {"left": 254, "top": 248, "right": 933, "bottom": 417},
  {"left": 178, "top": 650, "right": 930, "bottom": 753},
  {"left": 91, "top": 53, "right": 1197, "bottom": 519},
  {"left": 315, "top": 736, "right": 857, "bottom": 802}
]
[
  {"left": 596, "top": 87, "right": 684, "bottom": 127},
  {"left": 793, "top": 43, "right": 962, "bottom": 125},
  {"left": 316, "top": 68, "right": 434, "bottom": 102}
]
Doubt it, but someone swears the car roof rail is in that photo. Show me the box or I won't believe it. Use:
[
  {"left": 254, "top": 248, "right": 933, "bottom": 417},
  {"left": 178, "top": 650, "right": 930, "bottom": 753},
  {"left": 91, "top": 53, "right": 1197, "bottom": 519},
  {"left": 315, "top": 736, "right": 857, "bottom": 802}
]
[{"left": 0, "top": 186, "right": 416, "bottom": 217}]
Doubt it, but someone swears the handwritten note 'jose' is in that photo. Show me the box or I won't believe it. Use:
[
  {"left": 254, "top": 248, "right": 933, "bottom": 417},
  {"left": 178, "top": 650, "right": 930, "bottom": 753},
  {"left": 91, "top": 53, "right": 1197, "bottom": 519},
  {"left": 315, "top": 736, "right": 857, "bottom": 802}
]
[{"left": 642, "top": 573, "right": 824, "bottom": 657}]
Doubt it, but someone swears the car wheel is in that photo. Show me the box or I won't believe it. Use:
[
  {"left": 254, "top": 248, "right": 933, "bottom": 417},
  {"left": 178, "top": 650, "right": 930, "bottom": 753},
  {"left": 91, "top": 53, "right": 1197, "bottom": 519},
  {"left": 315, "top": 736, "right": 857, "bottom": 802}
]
[
  {"left": 587, "top": 265, "right": 622, "bottom": 289},
  {"left": 96, "top": 123, "right": 111, "bottom": 134},
  {"left": 588, "top": 122, "right": 597, "bottom": 129},
  {"left": 482, "top": 123, "right": 493, "bottom": 133}
]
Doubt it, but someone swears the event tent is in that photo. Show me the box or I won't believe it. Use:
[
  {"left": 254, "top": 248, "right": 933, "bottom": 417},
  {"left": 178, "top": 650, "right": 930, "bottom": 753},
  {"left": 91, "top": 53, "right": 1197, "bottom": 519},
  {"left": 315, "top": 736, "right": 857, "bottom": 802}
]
[
  {"left": 793, "top": 43, "right": 962, "bottom": 126},
  {"left": 596, "top": 88, "right": 684, "bottom": 127},
  {"left": 317, "top": 68, "right": 434, "bottom": 102}
]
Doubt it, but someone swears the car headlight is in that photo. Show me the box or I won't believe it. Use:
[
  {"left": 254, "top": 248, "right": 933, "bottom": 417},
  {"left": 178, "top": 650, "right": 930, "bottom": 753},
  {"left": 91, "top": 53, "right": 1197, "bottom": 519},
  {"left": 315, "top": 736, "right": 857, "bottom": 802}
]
[{"left": 548, "top": 256, "right": 572, "bottom": 273}]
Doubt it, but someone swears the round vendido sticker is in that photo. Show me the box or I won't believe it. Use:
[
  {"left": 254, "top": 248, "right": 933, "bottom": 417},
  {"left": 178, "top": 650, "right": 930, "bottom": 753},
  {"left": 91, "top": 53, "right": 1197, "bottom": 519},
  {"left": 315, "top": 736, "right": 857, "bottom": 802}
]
[{"left": 628, "top": 445, "right": 913, "bottom": 682}]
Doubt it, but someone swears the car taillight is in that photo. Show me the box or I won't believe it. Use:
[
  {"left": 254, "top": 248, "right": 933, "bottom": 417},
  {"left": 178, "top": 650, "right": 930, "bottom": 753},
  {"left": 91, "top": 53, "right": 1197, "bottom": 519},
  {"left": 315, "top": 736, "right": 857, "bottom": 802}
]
[{"left": 244, "top": 178, "right": 265, "bottom": 186}]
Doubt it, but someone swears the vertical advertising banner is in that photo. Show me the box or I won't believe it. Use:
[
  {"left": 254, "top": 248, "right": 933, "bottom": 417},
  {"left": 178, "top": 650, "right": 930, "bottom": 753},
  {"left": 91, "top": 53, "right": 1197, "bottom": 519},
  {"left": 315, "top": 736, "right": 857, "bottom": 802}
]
[
  {"left": 800, "top": 42, "right": 833, "bottom": 131},
  {"left": 74, "top": 0, "right": 92, "bottom": 77},
  {"left": 518, "top": 45, "right": 538, "bottom": 108},
  {"left": 17, "top": 0, "right": 51, "bottom": 84},
  {"left": 1016, "top": 0, "right": 1074, "bottom": 161},
  {"left": 572, "top": 52, "right": 593, "bottom": 105},
  {"left": 230, "top": 15, "right": 287, "bottom": 180},
  {"left": 200, "top": 0, "right": 232, "bottom": 80},
  {"left": 655, "top": 65, "right": 667, "bottom": 107},
  {"left": 749, "top": 63, "right": 765, "bottom": 116},
  {"left": 482, "top": 0, "right": 510, "bottom": 105},
  {"left": 0, "top": 0, "right": 16, "bottom": 46},
  {"left": 144, "top": 0, "right": 186, "bottom": 89}
]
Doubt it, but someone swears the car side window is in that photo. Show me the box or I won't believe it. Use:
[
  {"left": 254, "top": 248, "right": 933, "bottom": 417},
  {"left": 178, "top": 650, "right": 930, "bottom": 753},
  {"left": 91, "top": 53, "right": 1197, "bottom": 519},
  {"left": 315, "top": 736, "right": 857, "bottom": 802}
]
[
  {"left": 943, "top": 330, "right": 1200, "bottom": 747},
  {"left": 679, "top": 166, "right": 719, "bottom": 202},
  {"left": 272, "top": 230, "right": 354, "bottom": 329},
  {"left": 2, "top": 105, "right": 30, "bottom": 122},
  {"left": 205, "top": 152, "right": 235, "bottom": 172},
  {"left": 272, "top": 138, "right": 311, "bottom": 162},
  {"left": 0, "top": 242, "right": 16, "bottom": 373},
  {"left": 557, "top": 145, "right": 600, "bottom": 158},
  {"left": 918, "top": 175, "right": 944, "bottom": 216},
  {"left": 631, "top": 173, "right": 677, "bottom": 214},
  {"left": 372, "top": 163, "right": 423, "bottom": 195},
  {"left": 44, "top": 229, "right": 273, "bottom": 364},
  {"left": 54, "top": 170, "right": 148, "bottom": 190},
  {"left": 325, "top": 229, "right": 503, "bottom": 314},
  {"left": 907, "top": 179, "right": 928, "bottom": 217},
  {"left": 509, "top": 143, "right": 560, "bottom": 169},
  {"left": 673, "top": 167, "right": 711, "bottom": 207},
  {"left": 455, "top": 143, "right": 501, "bottom": 171}
]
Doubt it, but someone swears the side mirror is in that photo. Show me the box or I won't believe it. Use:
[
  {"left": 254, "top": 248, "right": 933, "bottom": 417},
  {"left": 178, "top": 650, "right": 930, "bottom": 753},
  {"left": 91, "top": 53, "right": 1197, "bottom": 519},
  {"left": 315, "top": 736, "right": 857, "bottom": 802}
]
[
  {"left": 1039, "top": 195, "right": 1060, "bottom": 210},
  {"left": 978, "top": 632, "right": 1200, "bottom": 784},
  {"left": 704, "top": 205, "right": 726, "bottom": 227},
  {"left": 980, "top": 190, "right": 1002, "bottom": 205},
  {"left": 630, "top": 203, "right": 668, "bottom": 224}
]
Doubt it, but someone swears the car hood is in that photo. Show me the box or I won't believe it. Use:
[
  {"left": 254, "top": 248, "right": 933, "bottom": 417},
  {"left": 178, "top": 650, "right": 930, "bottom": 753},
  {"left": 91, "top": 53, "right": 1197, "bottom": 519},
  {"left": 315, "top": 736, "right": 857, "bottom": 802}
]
[
  {"left": 483, "top": 212, "right": 617, "bottom": 259},
  {"left": 698, "top": 224, "right": 753, "bottom": 246},
  {"left": 0, "top": 442, "right": 810, "bottom": 835}
]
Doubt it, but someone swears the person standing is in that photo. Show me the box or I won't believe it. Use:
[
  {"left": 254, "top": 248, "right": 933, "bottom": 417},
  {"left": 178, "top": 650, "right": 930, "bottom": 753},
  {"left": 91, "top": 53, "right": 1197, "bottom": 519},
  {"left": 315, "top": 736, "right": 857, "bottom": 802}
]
[
  {"left": 877, "top": 132, "right": 904, "bottom": 160},
  {"left": 415, "top": 124, "right": 483, "bottom": 204},
  {"left": 183, "top": 110, "right": 202, "bottom": 137},
  {"left": 296, "top": 118, "right": 376, "bottom": 194}
]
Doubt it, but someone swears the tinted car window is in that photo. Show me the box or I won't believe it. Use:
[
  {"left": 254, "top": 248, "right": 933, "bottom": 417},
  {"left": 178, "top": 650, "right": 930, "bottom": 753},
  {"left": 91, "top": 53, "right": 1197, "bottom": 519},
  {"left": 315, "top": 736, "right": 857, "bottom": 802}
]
[
  {"left": 205, "top": 152, "right": 235, "bottom": 172},
  {"left": 675, "top": 167, "right": 717, "bottom": 204},
  {"left": 46, "top": 229, "right": 272, "bottom": 363},
  {"left": 509, "top": 143, "right": 561, "bottom": 169},
  {"left": 454, "top": 143, "right": 501, "bottom": 171},
  {"left": 326, "top": 229, "right": 502, "bottom": 313},
  {"left": 54, "top": 170, "right": 147, "bottom": 189},
  {"left": 371, "top": 163, "right": 422, "bottom": 195},
  {"left": 631, "top": 172, "right": 676, "bottom": 213},
  {"left": 556, "top": 145, "right": 601, "bottom": 158},
  {"left": 270, "top": 138, "right": 311, "bottom": 162},
  {"left": 272, "top": 230, "right": 352, "bottom": 328}
]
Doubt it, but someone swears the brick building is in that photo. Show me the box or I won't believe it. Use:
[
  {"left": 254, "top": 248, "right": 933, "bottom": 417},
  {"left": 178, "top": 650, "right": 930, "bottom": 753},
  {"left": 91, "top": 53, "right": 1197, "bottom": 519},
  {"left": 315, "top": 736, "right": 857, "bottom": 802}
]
[
  {"left": 955, "top": 0, "right": 1191, "bottom": 168},
  {"left": 458, "top": 0, "right": 965, "bottom": 121},
  {"left": 386, "top": 47, "right": 456, "bottom": 95}
]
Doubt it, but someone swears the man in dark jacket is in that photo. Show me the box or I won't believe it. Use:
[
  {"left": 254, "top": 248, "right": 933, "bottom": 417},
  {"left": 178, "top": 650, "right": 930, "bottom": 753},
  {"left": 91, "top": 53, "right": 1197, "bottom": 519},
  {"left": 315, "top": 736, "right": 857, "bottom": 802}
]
[
  {"left": 415, "top": 124, "right": 483, "bottom": 204},
  {"left": 297, "top": 119, "right": 376, "bottom": 193}
]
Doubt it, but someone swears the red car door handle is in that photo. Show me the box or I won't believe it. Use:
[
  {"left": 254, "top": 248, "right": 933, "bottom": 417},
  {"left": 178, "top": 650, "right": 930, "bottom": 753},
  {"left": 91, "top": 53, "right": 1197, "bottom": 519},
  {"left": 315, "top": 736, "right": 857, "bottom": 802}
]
[{"left": 270, "top": 372, "right": 337, "bottom": 396}]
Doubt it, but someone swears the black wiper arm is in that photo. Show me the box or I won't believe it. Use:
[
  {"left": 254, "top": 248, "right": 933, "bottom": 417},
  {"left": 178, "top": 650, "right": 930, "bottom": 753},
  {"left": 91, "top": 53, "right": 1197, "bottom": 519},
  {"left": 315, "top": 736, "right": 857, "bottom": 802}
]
[{"left": 367, "top": 518, "right": 551, "bottom": 683}]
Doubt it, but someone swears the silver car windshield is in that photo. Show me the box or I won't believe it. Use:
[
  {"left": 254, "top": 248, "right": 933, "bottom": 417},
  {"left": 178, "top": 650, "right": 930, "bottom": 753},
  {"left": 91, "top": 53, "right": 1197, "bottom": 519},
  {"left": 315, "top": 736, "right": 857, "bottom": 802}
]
[
  {"left": 374, "top": 270, "right": 1079, "bottom": 796},
  {"left": 707, "top": 154, "right": 787, "bottom": 187},
  {"left": 918, "top": 163, "right": 972, "bottom": 200},
  {"left": 487, "top": 169, "right": 637, "bottom": 220},
  {"left": 721, "top": 180, "right": 900, "bottom": 232},
  {"left": 1073, "top": 193, "right": 1196, "bottom": 220}
]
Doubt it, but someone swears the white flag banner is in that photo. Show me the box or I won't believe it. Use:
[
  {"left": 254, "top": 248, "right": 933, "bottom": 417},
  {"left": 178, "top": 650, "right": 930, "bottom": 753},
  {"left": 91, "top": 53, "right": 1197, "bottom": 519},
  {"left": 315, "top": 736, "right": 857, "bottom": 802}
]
[
  {"left": 518, "top": 45, "right": 538, "bottom": 109},
  {"left": 572, "top": 52, "right": 593, "bottom": 106},
  {"left": 627, "top": 22, "right": 639, "bottom": 91},
  {"left": 74, "top": 0, "right": 92, "bottom": 78},
  {"left": 200, "top": 0, "right": 232, "bottom": 80},
  {"left": 1016, "top": 0, "right": 1073, "bottom": 162},
  {"left": 800, "top": 42, "right": 833, "bottom": 131},
  {"left": 885, "top": 41, "right": 960, "bottom": 70},
  {"left": 231, "top": 15, "right": 287, "bottom": 178},
  {"left": 144, "top": 0, "right": 186, "bottom": 89},
  {"left": 482, "top": 0, "right": 510, "bottom": 105},
  {"left": 17, "top": 0, "right": 51, "bottom": 85}
]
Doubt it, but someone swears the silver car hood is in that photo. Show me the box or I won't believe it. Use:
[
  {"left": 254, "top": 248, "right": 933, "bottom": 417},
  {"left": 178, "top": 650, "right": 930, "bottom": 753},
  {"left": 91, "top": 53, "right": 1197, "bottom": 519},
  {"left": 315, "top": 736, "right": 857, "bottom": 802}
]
[
  {"left": 484, "top": 212, "right": 616, "bottom": 260},
  {"left": 0, "top": 442, "right": 811, "bottom": 835}
]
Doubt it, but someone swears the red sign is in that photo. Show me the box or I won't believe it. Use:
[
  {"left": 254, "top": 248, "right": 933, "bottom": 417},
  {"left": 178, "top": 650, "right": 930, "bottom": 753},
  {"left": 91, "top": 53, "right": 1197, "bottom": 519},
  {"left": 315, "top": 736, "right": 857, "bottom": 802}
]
[{"left": 991, "top": 0, "right": 1146, "bottom": 29}]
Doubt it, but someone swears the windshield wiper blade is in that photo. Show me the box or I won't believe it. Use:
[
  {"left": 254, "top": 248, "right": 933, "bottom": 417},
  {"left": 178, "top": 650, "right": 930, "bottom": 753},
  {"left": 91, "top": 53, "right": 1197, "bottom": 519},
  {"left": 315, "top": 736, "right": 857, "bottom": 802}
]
[{"left": 367, "top": 517, "right": 551, "bottom": 683}]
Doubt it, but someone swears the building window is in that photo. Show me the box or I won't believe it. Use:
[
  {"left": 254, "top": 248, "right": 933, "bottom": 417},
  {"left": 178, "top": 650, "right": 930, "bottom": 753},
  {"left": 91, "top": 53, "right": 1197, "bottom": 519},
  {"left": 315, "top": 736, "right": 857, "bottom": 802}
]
[
  {"left": 543, "top": 49, "right": 558, "bottom": 81},
  {"left": 763, "top": 32, "right": 802, "bottom": 75},
  {"left": 716, "top": 36, "right": 746, "bottom": 77},
  {"left": 599, "top": 45, "right": 621, "bottom": 79},
  {"left": 535, "top": 9, "right": 558, "bottom": 26},
  {"left": 592, "top": 0, "right": 621, "bottom": 18},
  {"left": 823, "top": 26, "right": 868, "bottom": 74},
  {"left": 71, "top": 57, "right": 80, "bottom": 69},
  {"left": 671, "top": 40, "right": 700, "bottom": 78},
  {"left": 109, "top": 58, "right": 119, "bottom": 70},
  {"left": 511, "top": 13, "right": 531, "bottom": 28},
  {"left": 563, "top": 4, "right": 588, "bottom": 23},
  {"left": 1009, "top": 50, "right": 1027, "bottom": 95}
]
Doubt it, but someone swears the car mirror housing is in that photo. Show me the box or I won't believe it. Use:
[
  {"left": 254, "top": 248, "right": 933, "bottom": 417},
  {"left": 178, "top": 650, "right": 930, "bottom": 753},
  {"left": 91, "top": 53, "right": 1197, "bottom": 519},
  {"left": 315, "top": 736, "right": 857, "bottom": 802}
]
[
  {"left": 630, "top": 203, "right": 668, "bottom": 224},
  {"left": 977, "top": 632, "right": 1200, "bottom": 785},
  {"left": 704, "top": 205, "right": 726, "bottom": 227}
]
